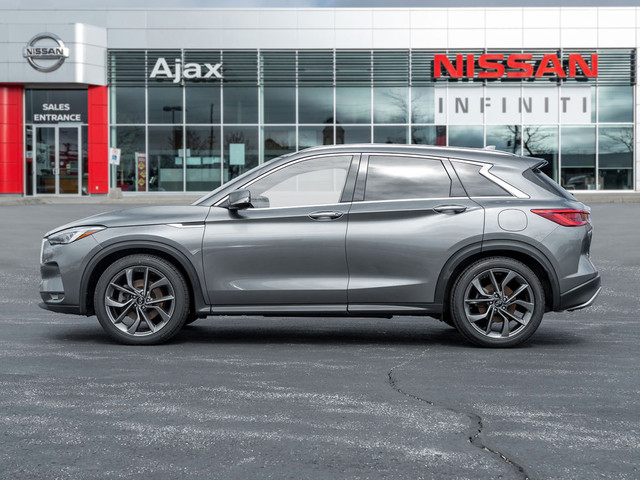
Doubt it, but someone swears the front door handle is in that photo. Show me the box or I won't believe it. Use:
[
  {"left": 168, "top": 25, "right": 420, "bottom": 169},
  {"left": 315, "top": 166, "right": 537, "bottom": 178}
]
[
  {"left": 434, "top": 204, "right": 467, "bottom": 214},
  {"left": 309, "top": 211, "right": 344, "bottom": 221}
]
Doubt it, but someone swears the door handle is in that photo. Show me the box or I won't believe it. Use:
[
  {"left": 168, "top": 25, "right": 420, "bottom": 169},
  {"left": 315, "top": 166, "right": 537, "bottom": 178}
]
[
  {"left": 433, "top": 204, "right": 467, "bottom": 214},
  {"left": 309, "top": 211, "right": 344, "bottom": 221}
]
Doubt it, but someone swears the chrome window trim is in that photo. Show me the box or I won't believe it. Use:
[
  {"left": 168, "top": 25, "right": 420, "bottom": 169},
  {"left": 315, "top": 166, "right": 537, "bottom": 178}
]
[
  {"left": 353, "top": 196, "right": 467, "bottom": 205},
  {"left": 213, "top": 153, "right": 354, "bottom": 207}
]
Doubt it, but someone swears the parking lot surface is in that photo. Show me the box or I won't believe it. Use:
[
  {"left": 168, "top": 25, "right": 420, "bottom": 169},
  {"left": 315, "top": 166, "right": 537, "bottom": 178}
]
[{"left": 0, "top": 203, "right": 638, "bottom": 479}]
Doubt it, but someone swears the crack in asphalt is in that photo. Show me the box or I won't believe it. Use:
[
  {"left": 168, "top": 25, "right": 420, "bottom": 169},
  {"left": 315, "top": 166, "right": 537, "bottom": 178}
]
[{"left": 388, "top": 353, "right": 533, "bottom": 480}]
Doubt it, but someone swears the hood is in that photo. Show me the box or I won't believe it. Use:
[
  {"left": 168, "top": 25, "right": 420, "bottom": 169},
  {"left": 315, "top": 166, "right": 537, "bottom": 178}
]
[{"left": 45, "top": 205, "right": 210, "bottom": 237}]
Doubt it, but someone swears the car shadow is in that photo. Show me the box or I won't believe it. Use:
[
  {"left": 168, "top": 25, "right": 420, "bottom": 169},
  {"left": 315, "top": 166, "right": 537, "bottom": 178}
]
[{"left": 46, "top": 318, "right": 584, "bottom": 348}]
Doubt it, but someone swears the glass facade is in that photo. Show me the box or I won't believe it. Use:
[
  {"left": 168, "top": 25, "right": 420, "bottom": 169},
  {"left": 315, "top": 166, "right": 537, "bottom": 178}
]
[{"left": 108, "top": 49, "right": 635, "bottom": 192}]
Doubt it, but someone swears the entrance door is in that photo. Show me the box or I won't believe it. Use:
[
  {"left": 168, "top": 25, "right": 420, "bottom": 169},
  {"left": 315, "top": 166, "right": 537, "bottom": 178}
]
[{"left": 34, "top": 126, "right": 82, "bottom": 195}]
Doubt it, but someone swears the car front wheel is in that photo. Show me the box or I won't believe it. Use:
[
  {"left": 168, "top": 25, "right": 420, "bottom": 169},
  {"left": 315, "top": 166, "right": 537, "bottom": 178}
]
[
  {"left": 450, "top": 257, "right": 545, "bottom": 348},
  {"left": 94, "top": 254, "right": 190, "bottom": 345}
]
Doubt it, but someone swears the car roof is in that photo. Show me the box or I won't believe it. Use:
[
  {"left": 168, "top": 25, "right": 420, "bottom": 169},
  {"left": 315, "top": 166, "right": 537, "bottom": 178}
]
[{"left": 295, "top": 144, "right": 543, "bottom": 168}]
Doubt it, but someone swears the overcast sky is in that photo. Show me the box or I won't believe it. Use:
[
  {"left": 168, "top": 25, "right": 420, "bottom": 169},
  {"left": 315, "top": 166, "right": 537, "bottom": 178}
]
[{"left": 3, "top": 0, "right": 640, "bottom": 8}]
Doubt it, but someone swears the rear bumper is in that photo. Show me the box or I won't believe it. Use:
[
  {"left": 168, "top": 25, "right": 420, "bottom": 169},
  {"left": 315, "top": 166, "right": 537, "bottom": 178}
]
[{"left": 558, "top": 274, "right": 601, "bottom": 311}]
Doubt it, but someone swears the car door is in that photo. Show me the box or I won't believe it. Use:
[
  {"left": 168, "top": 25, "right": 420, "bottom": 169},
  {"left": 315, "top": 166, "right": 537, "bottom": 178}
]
[
  {"left": 202, "top": 154, "right": 358, "bottom": 311},
  {"left": 346, "top": 154, "right": 484, "bottom": 311}
]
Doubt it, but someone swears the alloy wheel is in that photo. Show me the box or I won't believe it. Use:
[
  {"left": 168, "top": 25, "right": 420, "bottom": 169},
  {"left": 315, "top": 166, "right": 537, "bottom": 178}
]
[
  {"left": 104, "top": 265, "right": 176, "bottom": 337},
  {"left": 463, "top": 268, "right": 535, "bottom": 339}
]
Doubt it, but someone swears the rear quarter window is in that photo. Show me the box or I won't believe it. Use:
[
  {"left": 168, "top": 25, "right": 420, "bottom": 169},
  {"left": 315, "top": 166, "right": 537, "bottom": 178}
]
[
  {"left": 451, "top": 161, "right": 510, "bottom": 197},
  {"left": 523, "top": 168, "right": 575, "bottom": 200},
  {"left": 364, "top": 156, "right": 451, "bottom": 201}
]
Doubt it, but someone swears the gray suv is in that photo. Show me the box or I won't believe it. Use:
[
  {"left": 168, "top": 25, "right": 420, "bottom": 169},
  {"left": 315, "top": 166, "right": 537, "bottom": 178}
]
[{"left": 39, "top": 145, "right": 601, "bottom": 347}]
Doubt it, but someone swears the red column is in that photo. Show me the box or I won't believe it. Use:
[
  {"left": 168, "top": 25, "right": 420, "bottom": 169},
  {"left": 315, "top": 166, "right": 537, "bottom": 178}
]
[
  {"left": 88, "top": 85, "right": 109, "bottom": 194},
  {"left": 0, "top": 86, "right": 24, "bottom": 194}
]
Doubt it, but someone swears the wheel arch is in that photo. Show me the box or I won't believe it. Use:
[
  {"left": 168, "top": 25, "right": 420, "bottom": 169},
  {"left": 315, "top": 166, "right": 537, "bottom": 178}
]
[
  {"left": 435, "top": 240, "right": 560, "bottom": 315},
  {"left": 80, "top": 241, "right": 209, "bottom": 317}
]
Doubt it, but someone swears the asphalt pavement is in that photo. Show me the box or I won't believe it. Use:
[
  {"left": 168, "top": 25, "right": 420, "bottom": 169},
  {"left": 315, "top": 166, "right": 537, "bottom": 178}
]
[{"left": 0, "top": 203, "right": 638, "bottom": 480}]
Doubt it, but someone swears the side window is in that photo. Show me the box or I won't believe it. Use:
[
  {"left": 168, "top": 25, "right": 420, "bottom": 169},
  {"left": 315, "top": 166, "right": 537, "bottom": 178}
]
[
  {"left": 364, "top": 156, "right": 451, "bottom": 201},
  {"left": 247, "top": 155, "right": 352, "bottom": 208},
  {"left": 451, "top": 161, "right": 510, "bottom": 197}
]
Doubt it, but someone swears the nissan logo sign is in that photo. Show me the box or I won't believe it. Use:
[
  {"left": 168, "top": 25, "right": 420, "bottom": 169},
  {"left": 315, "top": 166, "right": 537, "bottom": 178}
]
[{"left": 23, "top": 33, "right": 70, "bottom": 73}]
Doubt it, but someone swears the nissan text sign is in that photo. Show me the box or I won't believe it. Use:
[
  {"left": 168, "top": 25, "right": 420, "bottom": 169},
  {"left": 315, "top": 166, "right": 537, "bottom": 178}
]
[{"left": 434, "top": 53, "right": 598, "bottom": 79}]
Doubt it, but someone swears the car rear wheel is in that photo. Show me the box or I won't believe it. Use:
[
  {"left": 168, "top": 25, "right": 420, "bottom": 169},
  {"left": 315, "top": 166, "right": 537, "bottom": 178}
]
[
  {"left": 450, "top": 257, "right": 544, "bottom": 348},
  {"left": 94, "top": 254, "right": 190, "bottom": 345}
]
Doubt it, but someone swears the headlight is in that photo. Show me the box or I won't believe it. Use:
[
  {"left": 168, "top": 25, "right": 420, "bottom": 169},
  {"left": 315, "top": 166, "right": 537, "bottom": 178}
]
[{"left": 47, "top": 226, "right": 106, "bottom": 245}]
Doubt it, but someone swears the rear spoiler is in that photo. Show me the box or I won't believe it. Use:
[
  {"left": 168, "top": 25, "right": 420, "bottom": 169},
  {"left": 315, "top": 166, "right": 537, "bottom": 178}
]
[{"left": 529, "top": 158, "right": 548, "bottom": 170}]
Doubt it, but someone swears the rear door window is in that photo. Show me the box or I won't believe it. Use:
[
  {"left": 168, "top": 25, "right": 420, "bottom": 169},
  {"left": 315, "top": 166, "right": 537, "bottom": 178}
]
[{"left": 364, "top": 156, "right": 451, "bottom": 201}]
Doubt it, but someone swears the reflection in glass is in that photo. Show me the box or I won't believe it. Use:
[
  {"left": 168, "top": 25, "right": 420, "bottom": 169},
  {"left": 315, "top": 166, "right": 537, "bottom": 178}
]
[
  {"left": 82, "top": 126, "right": 88, "bottom": 195},
  {"left": 299, "top": 126, "right": 333, "bottom": 149},
  {"left": 412, "top": 126, "right": 446, "bottom": 145},
  {"left": 224, "top": 127, "right": 259, "bottom": 181},
  {"left": 486, "top": 125, "right": 521, "bottom": 154},
  {"left": 336, "top": 87, "right": 371, "bottom": 123},
  {"left": 111, "top": 126, "right": 146, "bottom": 192},
  {"left": 264, "top": 127, "right": 296, "bottom": 161},
  {"left": 374, "top": 87, "right": 408, "bottom": 124},
  {"left": 185, "top": 86, "right": 220, "bottom": 124},
  {"left": 374, "top": 126, "right": 408, "bottom": 144},
  {"left": 411, "top": 87, "right": 434, "bottom": 124},
  {"left": 598, "top": 86, "right": 633, "bottom": 123},
  {"left": 148, "top": 87, "right": 183, "bottom": 124},
  {"left": 365, "top": 156, "right": 450, "bottom": 201},
  {"left": 248, "top": 156, "right": 351, "bottom": 209},
  {"left": 561, "top": 126, "right": 595, "bottom": 190},
  {"left": 448, "top": 126, "right": 483, "bottom": 148},
  {"left": 263, "top": 87, "right": 296, "bottom": 124},
  {"left": 35, "top": 127, "right": 56, "bottom": 194},
  {"left": 148, "top": 126, "right": 183, "bottom": 192},
  {"left": 186, "top": 126, "right": 221, "bottom": 191},
  {"left": 224, "top": 87, "right": 258, "bottom": 124},
  {"left": 340, "top": 126, "right": 371, "bottom": 144},
  {"left": 522, "top": 126, "right": 559, "bottom": 181},
  {"left": 299, "top": 87, "right": 333, "bottom": 124},
  {"left": 110, "top": 87, "right": 145, "bottom": 124},
  {"left": 598, "top": 126, "right": 633, "bottom": 190}
]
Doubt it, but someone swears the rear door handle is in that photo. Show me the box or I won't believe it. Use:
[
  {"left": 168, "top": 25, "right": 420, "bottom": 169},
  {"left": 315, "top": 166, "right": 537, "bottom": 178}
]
[
  {"left": 434, "top": 204, "right": 467, "bottom": 214},
  {"left": 309, "top": 211, "right": 344, "bottom": 221}
]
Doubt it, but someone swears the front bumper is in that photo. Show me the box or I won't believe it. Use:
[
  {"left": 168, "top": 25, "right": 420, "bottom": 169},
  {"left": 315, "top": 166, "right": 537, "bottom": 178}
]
[
  {"left": 38, "top": 302, "right": 82, "bottom": 315},
  {"left": 558, "top": 274, "right": 602, "bottom": 311}
]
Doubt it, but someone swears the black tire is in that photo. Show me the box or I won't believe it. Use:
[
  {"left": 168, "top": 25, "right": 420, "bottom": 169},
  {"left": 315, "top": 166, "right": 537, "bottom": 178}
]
[
  {"left": 94, "top": 254, "right": 190, "bottom": 345},
  {"left": 450, "top": 257, "right": 544, "bottom": 348}
]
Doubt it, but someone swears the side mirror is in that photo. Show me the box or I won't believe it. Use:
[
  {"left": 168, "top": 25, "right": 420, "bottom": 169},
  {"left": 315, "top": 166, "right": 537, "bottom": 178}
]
[{"left": 227, "top": 189, "right": 252, "bottom": 210}]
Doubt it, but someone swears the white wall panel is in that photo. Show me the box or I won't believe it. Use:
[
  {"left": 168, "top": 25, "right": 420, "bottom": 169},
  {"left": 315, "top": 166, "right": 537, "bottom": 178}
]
[
  {"left": 373, "top": 9, "right": 410, "bottom": 29},
  {"left": 522, "top": 8, "right": 560, "bottom": 28},
  {"left": 448, "top": 28, "right": 485, "bottom": 49},
  {"left": 486, "top": 28, "right": 522, "bottom": 49},
  {"left": 598, "top": 29, "right": 635, "bottom": 48},
  {"left": 410, "top": 29, "right": 448, "bottom": 49},
  {"left": 297, "top": 29, "right": 335, "bottom": 49},
  {"left": 410, "top": 10, "right": 447, "bottom": 29},
  {"left": 485, "top": 9, "right": 523, "bottom": 29},
  {"left": 297, "top": 10, "right": 334, "bottom": 29},
  {"left": 523, "top": 28, "right": 561, "bottom": 48},
  {"left": 335, "top": 28, "right": 372, "bottom": 48},
  {"left": 335, "top": 10, "right": 372, "bottom": 30},
  {"left": 598, "top": 8, "right": 635, "bottom": 28},
  {"left": 561, "top": 8, "right": 598, "bottom": 28},
  {"left": 561, "top": 28, "right": 598, "bottom": 48},
  {"left": 448, "top": 9, "right": 485, "bottom": 30}
]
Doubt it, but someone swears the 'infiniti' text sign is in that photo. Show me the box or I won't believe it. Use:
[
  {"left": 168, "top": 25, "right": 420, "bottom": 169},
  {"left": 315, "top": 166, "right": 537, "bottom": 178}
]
[{"left": 435, "top": 86, "right": 591, "bottom": 125}]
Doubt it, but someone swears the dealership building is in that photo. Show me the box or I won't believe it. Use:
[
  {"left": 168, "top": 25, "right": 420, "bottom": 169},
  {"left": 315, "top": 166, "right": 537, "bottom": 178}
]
[{"left": 0, "top": 5, "right": 638, "bottom": 196}]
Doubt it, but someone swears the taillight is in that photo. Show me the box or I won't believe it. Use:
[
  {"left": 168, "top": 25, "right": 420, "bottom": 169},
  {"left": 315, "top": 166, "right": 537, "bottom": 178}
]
[{"left": 531, "top": 209, "right": 590, "bottom": 227}]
